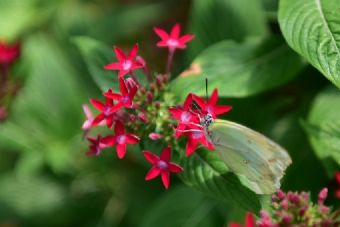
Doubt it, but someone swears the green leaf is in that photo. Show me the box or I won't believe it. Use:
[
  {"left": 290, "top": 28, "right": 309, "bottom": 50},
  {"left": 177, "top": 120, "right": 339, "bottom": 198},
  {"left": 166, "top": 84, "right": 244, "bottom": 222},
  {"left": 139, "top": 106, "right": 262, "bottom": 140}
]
[
  {"left": 302, "top": 86, "right": 340, "bottom": 177},
  {"left": 187, "top": 0, "right": 268, "bottom": 60},
  {"left": 171, "top": 36, "right": 304, "bottom": 99},
  {"left": 141, "top": 186, "right": 221, "bottom": 227},
  {"left": 179, "top": 147, "right": 262, "bottom": 212},
  {"left": 72, "top": 36, "right": 119, "bottom": 92},
  {"left": 278, "top": 0, "right": 340, "bottom": 90}
]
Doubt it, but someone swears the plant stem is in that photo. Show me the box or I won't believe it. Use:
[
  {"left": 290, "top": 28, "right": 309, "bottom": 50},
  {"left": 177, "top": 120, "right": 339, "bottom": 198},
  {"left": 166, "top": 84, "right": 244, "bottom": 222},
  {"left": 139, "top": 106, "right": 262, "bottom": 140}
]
[{"left": 166, "top": 50, "right": 175, "bottom": 77}]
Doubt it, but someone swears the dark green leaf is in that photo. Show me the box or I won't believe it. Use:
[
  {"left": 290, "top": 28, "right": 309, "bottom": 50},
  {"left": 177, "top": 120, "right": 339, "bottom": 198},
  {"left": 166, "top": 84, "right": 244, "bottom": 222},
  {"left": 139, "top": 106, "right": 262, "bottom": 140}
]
[
  {"left": 279, "top": 0, "right": 340, "bottom": 90},
  {"left": 172, "top": 36, "right": 304, "bottom": 99}
]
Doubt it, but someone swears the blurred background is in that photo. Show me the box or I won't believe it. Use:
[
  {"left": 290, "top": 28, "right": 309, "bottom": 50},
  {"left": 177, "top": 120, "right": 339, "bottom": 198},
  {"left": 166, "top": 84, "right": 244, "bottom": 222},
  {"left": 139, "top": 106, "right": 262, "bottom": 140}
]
[{"left": 0, "top": 0, "right": 339, "bottom": 226}]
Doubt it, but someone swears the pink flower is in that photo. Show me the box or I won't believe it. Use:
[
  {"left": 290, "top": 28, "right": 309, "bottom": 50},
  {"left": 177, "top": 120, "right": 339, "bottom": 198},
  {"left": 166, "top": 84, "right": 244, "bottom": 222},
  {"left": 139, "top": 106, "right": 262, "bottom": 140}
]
[
  {"left": 154, "top": 24, "right": 194, "bottom": 52},
  {"left": 318, "top": 187, "right": 328, "bottom": 204},
  {"left": 104, "top": 78, "right": 138, "bottom": 112},
  {"left": 90, "top": 93, "right": 116, "bottom": 128},
  {"left": 192, "top": 88, "right": 232, "bottom": 119},
  {"left": 143, "top": 146, "right": 183, "bottom": 189},
  {"left": 0, "top": 41, "right": 20, "bottom": 65},
  {"left": 229, "top": 212, "right": 257, "bottom": 227},
  {"left": 104, "top": 44, "right": 143, "bottom": 78},
  {"left": 102, "top": 121, "right": 140, "bottom": 159},
  {"left": 183, "top": 125, "right": 214, "bottom": 157},
  {"left": 86, "top": 135, "right": 108, "bottom": 156},
  {"left": 149, "top": 132, "right": 162, "bottom": 140},
  {"left": 168, "top": 94, "right": 199, "bottom": 138},
  {"left": 82, "top": 104, "right": 104, "bottom": 130}
]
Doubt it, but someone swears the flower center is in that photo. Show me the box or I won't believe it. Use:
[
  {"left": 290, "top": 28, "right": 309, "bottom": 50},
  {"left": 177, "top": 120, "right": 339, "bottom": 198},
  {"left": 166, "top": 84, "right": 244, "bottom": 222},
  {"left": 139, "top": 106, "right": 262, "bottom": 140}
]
[
  {"left": 167, "top": 39, "right": 179, "bottom": 47},
  {"left": 116, "top": 135, "right": 126, "bottom": 144},
  {"left": 207, "top": 106, "right": 213, "bottom": 114},
  {"left": 192, "top": 131, "right": 203, "bottom": 139},
  {"left": 103, "top": 106, "right": 112, "bottom": 116},
  {"left": 121, "top": 96, "right": 130, "bottom": 104},
  {"left": 122, "top": 60, "right": 132, "bottom": 71},
  {"left": 180, "top": 111, "right": 191, "bottom": 122},
  {"left": 157, "top": 160, "right": 168, "bottom": 170}
]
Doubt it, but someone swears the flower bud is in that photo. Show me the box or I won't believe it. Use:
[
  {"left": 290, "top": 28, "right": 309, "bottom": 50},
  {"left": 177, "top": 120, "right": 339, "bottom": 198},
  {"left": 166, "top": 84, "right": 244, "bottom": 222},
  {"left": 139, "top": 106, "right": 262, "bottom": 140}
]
[
  {"left": 138, "top": 112, "right": 148, "bottom": 123},
  {"left": 318, "top": 187, "right": 328, "bottom": 204},
  {"left": 149, "top": 133, "right": 162, "bottom": 140},
  {"left": 125, "top": 77, "right": 138, "bottom": 91},
  {"left": 147, "top": 91, "right": 154, "bottom": 103}
]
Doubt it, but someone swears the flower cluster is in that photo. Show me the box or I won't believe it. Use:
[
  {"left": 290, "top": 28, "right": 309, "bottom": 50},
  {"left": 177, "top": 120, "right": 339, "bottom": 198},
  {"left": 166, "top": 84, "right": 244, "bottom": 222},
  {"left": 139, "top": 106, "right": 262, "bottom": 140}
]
[
  {"left": 229, "top": 188, "right": 340, "bottom": 227},
  {"left": 0, "top": 40, "right": 21, "bottom": 121},
  {"left": 84, "top": 24, "right": 223, "bottom": 189}
]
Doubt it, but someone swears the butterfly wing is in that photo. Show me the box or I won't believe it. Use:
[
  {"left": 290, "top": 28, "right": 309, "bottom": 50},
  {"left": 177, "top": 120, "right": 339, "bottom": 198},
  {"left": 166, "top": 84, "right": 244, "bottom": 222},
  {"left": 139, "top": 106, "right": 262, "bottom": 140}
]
[{"left": 208, "top": 119, "right": 292, "bottom": 194}]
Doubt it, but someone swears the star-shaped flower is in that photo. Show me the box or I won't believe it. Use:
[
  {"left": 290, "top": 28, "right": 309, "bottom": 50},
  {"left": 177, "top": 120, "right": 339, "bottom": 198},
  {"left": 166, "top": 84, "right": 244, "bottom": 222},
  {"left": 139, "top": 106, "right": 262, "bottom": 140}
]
[
  {"left": 104, "top": 44, "right": 143, "bottom": 78},
  {"left": 169, "top": 93, "right": 200, "bottom": 138},
  {"left": 86, "top": 135, "right": 108, "bottom": 156},
  {"left": 154, "top": 23, "right": 194, "bottom": 52},
  {"left": 192, "top": 88, "right": 232, "bottom": 119},
  {"left": 82, "top": 104, "right": 104, "bottom": 130},
  {"left": 102, "top": 121, "right": 140, "bottom": 159},
  {"left": 229, "top": 212, "right": 256, "bottom": 227},
  {"left": 143, "top": 146, "right": 183, "bottom": 189},
  {"left": 90, "top": 92, "right": 116, "bottom": 128},
  {"left": 104, "top": 78, "right": 138, "bottom": 112},
  {"left": 0, "top": 41, "right": 20, "bottom": 65},
  {"left": 183, "top": 126, "right": 214, "bottom": 157}
]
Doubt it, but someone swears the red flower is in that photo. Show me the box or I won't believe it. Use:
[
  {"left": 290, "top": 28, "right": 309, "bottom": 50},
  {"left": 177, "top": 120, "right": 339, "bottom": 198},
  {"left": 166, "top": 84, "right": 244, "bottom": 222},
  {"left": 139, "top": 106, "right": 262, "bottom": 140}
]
[
  {"left": 169, "top": 94, "right": 199, "bottom": 138},
  {"left": 86, "top": 135, "right": 108, "bottom": 156},
  {"left": 229, "top": 212, "right": 257, "bottom": 227},
  {"left": 0, "top": 41, "right": 20, "bottom": 65},
  {"left": 143, "top": 146, "right": 183, "bottom": 189},
  {"left": 184, "top": 126, "right": 214, "bottom": 156},
  {"left": 335, "top": 171, "right": 340, "bottom": 198},
  {"left": 104, "top": 44, "right": 143, "bottom": 78},
  {"left": 82, "top": 104, "right": 104, "bottom": 130},
  {"left": 90, "top": 92, "right": 116, "bottom": 128},
  {"left": 192, "top": 88, "right": 232, "bottom": 119},
  {"left": 154, "top": 23, "right": 194, "bottom": 52},
  {"left": 104, "top": 78, "right": 138, "bottom": 112},
  {"left": 102, "top": 121, "right": 140, "bottom": 159}
]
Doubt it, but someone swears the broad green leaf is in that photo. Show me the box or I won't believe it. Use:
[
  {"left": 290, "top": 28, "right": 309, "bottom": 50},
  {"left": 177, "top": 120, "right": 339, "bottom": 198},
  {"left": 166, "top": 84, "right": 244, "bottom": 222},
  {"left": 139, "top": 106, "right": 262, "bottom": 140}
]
[
  {"left": 302, "top": 86, "right": 340, "bottom": 177},
  {"left": 179, "top": 147, "right": 262, "bottom": 212},
  {"left": 172, "top": 37, "right": 304, "bottom": 99},
  {"left": 187, "top": 0, "right": 268, "bottom": 60},
  {"left": 72, "top": 36, "right": 119, "bottom": 92},
  {"left": 141, "top": 186, "right": 221, "bottom": 227},
  {"left": 0, "top": 34, "right": 85, "bottom": 174},
  {"left": 278, "top": 0, "right": 340, "bottom": 90}
]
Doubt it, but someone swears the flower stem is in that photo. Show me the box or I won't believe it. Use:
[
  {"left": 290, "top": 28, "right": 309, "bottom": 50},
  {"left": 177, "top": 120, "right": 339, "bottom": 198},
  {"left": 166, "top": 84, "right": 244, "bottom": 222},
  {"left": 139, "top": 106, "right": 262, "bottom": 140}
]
[{"left": 166, "top": 50, "right": 175, "bottom": 77}]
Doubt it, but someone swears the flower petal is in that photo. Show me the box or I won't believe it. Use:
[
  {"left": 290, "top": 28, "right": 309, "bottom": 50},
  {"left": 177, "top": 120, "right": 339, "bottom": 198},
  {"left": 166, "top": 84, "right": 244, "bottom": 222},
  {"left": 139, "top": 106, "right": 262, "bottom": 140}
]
[
  {"left": 114, "top": 120, "right": 125, "bottom": 135},
  {"left": 118, "top": 69, "right": 128, "bottom": 78},
  {"left": 114, "top": 46, "right": 126, "bottom": 62},
  {"left": 91, "top": 114, "right": 105, "bottom": 126},
  {"left": 154, "top": 27, "right": 169, "bottom": 41},
  {"left": 104, "top": 62, "right": 120, "bottom": 70},
  {"left": 82, "top": 104, "right": 93, "bottom": 119},
  {"left": 168, "top": 163, "right": 183, "bottom": 173},
  {"left": 245, "top": 212, "right": 255, "bottom": 227},
  {"left": 336, "top": 171, "right": 340, "bottom": 184},
  {"left": 90, "top": 99, "right": 105, "bottom": 111},
  {"left": 143, "top": 151, "right": 160, "bottom": 164},
  {"left": 170, "top": 23, "right": 180, "bottom": 39},
  {"left": 183, "top": 93, "right": 193, "bottom": 109},
  {"left": 101, "top": 135, "right": 116, "bottom": 146},
  {"left": 209, "top": 88, "right": 218, "bottom": 105},
  {"left": 214, "top": 105, "right": 232, "bottom": 115},
  {"left": 119, "top": 78, "right": 128, "bottom": 95},
  {"left": 186, "top": 138, "right": 198, "bottom": 157},
  {"left": 106, "top": 116, "right": 113, "bottom": 128},
  {"left": 104, "top": 91, "right": 121, "bottom": 100},
  {"left": 145, "top": 166, "right": 161, "bottom": 180},
  {"left": 128, "top": 43, "right": 139, "bottom": 60},
  {"left": 179, "top": 34, "right": 194, "bottom": 44},
  {"left": 160, "top": 146, "right": 171, "bottom": 161},
  {"left": 116, "top": 144, "right": 127, "bottom": 159},
  {"left": 161, "top": 171, "right": 170, "bottom": 189},
  {"left": 192, "top": 94, "right": 207, "bottom": 111},
  {"left": 126, "top": 134, "right": 140, "bottom": 144}
]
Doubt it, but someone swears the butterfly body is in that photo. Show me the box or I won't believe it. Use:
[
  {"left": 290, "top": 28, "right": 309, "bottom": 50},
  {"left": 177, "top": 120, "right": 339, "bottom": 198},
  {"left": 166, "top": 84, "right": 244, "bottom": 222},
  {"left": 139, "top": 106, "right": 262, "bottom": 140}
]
[{"left": 203, "top": 117, "right": 292, "bottom": 194}]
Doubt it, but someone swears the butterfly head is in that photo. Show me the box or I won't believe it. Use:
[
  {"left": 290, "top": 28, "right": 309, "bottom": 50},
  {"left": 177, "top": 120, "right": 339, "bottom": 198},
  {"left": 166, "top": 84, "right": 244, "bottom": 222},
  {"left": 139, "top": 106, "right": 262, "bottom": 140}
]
[{"left": 200, "top": 113, "right": 213, "bottom": 128}]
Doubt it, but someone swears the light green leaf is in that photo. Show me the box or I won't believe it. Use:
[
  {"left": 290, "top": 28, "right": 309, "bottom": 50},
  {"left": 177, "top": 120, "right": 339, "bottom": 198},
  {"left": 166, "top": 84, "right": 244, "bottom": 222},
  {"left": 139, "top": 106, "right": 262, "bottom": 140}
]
[
  {"left": 179, "top": 148, "right": 262, "bottom": 212},
  {"left": 278, "top": 0, "right": 340, "bottom": 89},
  {"left": 187, "top": 0, "right": 268, "bottom": 60},
  {"left": 302, "top": 86, "right": 340, "bottom": 177},
  {"left": 172, "top": 36, "right": 304, "bottom": 99}
]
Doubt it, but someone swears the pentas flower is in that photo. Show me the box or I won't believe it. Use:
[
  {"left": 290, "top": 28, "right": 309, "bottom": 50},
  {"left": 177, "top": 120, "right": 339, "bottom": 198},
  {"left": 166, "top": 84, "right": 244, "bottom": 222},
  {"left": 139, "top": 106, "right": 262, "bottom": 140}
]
[
  {"left": 86, "top": 135, "right": 108, "bottom": 156},
  {"left": 102, "top": 121, "right": 140, "bottom": 159},
  {"left": 229, "top": 212, "right": 256, "bottom": 227},
  {"left": 0, "top": 41, "right": 20, "bottom": 65},
  {"left": 104, "top": 44, "right": 143, "bottom": 78},
  {"left": 154, "top": 23, "right": 194, "bottom": 52},
  {"left": 143, "top": 146, "right": 183, "bottom": 189},
  {"left": 184, "top": 125, "right": 214, "bottom": 156},
  {"left": 168, "top": 94, "right": 199, "bottom": 138},
  {"left": 335, "top": 171, "right": 340, "bottom": 198},
  {"left": 90, "top": 92, "right": 116, "bottom": 128},
  {"left": 82, "top": 104, "right": 104, "bottom": 130},
  {"left": 104, "top": 78, "right": 138, "bottom": 112},
  {"left": 192, "top": 88, "right": 232, "bottom": 119}
]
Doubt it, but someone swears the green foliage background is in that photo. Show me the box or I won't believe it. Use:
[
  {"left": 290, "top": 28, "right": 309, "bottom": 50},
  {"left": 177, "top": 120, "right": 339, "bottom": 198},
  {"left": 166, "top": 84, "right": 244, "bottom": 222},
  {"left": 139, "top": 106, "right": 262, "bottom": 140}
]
[{"left": 0, "top": 0, "right": 339, "bottom": 226}]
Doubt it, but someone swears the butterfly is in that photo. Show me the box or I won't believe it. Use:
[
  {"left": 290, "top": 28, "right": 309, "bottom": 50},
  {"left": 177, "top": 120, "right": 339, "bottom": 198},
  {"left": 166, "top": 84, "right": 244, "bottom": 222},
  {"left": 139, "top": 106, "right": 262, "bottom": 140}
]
[{"left": 170, "top": 84, "right": 292, "bottom": 194}]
